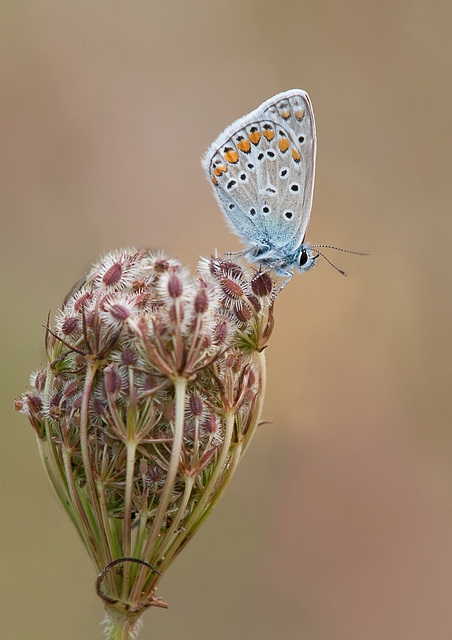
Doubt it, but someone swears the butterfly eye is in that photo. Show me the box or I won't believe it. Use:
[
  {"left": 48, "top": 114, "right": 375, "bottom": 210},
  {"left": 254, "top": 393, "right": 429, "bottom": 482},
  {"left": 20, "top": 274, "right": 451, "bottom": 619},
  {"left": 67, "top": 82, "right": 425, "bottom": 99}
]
[{"left": 299, "top": 250, "right": 309, "bottom": 266}]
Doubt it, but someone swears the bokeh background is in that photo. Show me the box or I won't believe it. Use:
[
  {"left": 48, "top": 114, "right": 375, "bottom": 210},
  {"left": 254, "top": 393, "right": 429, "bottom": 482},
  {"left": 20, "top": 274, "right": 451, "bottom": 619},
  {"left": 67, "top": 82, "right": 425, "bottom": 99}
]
[{"left": 2, "top": 1, "right": 452, "bottom": 638}]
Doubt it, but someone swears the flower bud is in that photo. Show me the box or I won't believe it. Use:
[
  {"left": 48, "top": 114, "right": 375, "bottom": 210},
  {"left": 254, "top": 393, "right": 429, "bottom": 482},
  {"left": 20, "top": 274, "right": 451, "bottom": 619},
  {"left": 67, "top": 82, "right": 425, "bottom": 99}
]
[
  {"left": 103, "top": 262, "right": 123, "bottom": 286},
  {"left": 61, "top": 316, "right": 79, "bottom": 336},
  {"left": 194, "top": 289, "right": 209, "bottom": 314},
  {"left": 188, "top": 393, "right": 203, "bottom": 418},
  {"left": 251, "top": 271, "right": 273, "bottom": 297},
  {"left": 234, "top": 303, "right": 251, "bottom": 323},
  {"left": 104, "top": 364, "right": 122, "bottom": 397}
]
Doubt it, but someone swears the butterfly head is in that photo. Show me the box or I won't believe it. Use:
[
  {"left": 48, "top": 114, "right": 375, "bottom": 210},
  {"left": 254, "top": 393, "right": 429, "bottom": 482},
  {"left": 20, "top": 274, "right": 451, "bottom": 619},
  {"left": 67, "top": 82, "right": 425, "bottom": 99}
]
[{"left": 293, "top": 244, "right": 318, "bottom": 274}]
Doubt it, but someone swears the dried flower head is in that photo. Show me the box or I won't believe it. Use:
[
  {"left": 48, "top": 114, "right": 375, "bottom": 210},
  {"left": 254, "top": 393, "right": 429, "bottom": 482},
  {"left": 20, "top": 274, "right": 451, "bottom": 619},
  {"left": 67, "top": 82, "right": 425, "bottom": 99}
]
[{"left": 15, "top": 248, "right": 276, "bottom": 637}]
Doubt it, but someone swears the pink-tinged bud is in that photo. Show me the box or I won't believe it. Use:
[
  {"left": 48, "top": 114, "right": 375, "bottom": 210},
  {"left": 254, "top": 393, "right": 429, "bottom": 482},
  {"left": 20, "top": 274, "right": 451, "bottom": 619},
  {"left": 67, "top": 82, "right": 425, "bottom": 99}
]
[
  {"left": 225, "top": 354, "right": 237, "bottom": 369},
  {"left": 167, "top": 274, "right": 183, "bottom": 299},
  {"left": 234, "top": 304, "right": 251, "bottom": 323},
  {"left": 27, "top": 394, "right": 43, "bottom": 415},
  {"left": 203, "top": 414, "right": 219, "bottom": 434},
  {"left": 248, "top": 295, "right": 261, "bottom": 312},
  {"left": 226, "top": 353, "right": 243, "bottom": 373},
  {"left": 121, "top": 348, "right": 137, "bottom": 366},
  {"left": 142, "top": 374, "right": 158, "bottom": 391},
  {"left": 73, "top": 291, "right": 93, "bottom": 312},
  {"left": 16, "top": 394, "right": 44, "bottom": 435},
  {"left": 220, "top": 278, "right": 244, "bottom": 300},
  {"left": 62, "top": 380, "right": 79, "bottom": 400},
  {"left": 223, "top": 262, "right": 243, "bottom": 278},
  {"left": 188, "top": 394, "right": 203, "bottom": 418},
  {"left": 105, "top": 365, "right": 121, "bottom": 396},
  {"left": 251, "top": 272, "right": 273, "bottom": 297},
  {"left": 61, "top": 316, "right": 79, "bottom": 335},
  {"left": 108, "top": 304, "right": 131, "bottom": 322},
  {"left": 164, "top": 401, "right": 176, "bottom": 422},
  {"left": 213, "top": 318, "right": 230, "bottom": 345},
  {"left": 103, "top": 262, "right": 123, "bottom": 286},
  {"left": 32, "top": 369, "right": 47, "bottom": 392},
  {"left": 210, "top": 258, "right": 243, "bottom": 279},
  {"left": 194, "top": 289, "right": 209, "bottom": 314}
]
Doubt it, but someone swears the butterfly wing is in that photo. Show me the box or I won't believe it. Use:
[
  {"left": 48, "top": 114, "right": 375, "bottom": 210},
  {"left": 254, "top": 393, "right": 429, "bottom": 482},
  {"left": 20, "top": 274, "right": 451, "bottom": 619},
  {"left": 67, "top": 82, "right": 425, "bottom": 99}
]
[{"left": 202, "top": 90, "right": 316, "bottom": 257}]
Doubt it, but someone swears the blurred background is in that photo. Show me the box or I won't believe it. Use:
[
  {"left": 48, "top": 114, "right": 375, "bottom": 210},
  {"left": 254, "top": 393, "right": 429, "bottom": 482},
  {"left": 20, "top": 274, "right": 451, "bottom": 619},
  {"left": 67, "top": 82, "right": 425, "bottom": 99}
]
[{"left": 2, "top": 1, "right": 452, "bottom": 638}]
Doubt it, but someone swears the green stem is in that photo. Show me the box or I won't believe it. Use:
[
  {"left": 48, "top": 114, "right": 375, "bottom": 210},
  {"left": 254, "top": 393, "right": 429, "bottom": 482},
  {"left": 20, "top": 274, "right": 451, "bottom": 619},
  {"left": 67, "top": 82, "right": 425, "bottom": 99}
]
[
  {"left": 130, "top": 375, "right": 188, "bottom": 602},
  {"left": 103, "top": 606, "right": 143, "bottom": 640},
  {"left": 61, "top": 449, "right": 101, "bottom": 566},
  {"left": 159, "top": 410, "right": 235, "bottom": 570},
  {"left": 121, "top": 441, "right": 137, "bottom": 601},
  {"left": 79, "top": 361, "right": 114, "bottom": 570},
  {"left": 241, "top": 349, "right": 267, "bottom": 455},
  {"left": 159, "top": 475, "right": 195, "bottom": 558},
  {"left": 159, "top": 349, "right": 267, "bottom": 572}
]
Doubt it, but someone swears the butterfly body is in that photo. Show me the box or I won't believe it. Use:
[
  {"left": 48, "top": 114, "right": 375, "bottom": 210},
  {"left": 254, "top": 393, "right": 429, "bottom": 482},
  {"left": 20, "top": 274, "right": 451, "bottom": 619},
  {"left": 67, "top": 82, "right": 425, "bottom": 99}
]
[{"left": 202, "top": 89, "right": 317, "bottom": 280}]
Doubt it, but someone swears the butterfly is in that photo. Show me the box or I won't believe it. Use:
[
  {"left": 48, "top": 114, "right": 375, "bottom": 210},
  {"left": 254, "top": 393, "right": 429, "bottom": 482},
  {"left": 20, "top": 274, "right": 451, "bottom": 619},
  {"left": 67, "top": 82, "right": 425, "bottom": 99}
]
[{"left": 202, "top": 89, "right": 320, "bottom": 288}]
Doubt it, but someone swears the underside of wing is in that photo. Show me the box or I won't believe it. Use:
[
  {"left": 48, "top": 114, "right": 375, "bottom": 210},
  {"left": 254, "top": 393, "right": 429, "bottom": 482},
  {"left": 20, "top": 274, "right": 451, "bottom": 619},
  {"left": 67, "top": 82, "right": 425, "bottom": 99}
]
[{"left": 202, "top": 90, "right": 316, "bottom": 254}]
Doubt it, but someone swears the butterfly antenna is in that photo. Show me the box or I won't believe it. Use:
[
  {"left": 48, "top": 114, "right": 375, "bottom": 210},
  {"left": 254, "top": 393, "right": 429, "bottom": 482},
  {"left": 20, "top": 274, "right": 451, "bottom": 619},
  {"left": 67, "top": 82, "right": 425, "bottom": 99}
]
[
  {"left": 309, "top": 244, "right": 370, "bottom": 256},
  {"left": 312, "top": 250, "right": 347, "bottom": 276},
  {"left": 310, "top": 245, "right": 369, "bottom": 276}
]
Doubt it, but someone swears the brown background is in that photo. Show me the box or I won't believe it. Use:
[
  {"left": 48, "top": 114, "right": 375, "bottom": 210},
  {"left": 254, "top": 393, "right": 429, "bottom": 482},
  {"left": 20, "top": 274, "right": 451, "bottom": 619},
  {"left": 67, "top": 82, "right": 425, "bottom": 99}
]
[{"left": 2, "top": 1, "right": 452, "bottom": 639}]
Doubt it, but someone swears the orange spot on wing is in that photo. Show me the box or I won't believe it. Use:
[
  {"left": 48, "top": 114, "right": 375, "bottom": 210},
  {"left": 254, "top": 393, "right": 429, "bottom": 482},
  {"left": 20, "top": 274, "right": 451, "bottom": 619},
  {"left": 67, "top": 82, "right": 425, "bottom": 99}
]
[
  {"left": 280, "top": 108, "right": 290, "bottom": 119},
  {"left": 212, "top": 175, "right": 218, "bottom": 185},
  {"left": 262, "top": 129, "right": 275, "bottom": 141},
  {"left": 294, "top": 108, "right": 305, "bottom": 121},
  {"left": 248, "top": 130, "right": 261, "bottom": 145},
  {"left": 213, "top": 165, "right": 228, "bottom": 176},
  {"left": 292, "top": 148, "right": 301, "bottom": 163},
  {"left": 278, "top": 138, "right": 290, "bottom": 153},
  {"left": 237, "top": 138, "right": 251, "bottom": 153},
  {"left": 224, "top": 150, "right": 239, "bottom": 163}
]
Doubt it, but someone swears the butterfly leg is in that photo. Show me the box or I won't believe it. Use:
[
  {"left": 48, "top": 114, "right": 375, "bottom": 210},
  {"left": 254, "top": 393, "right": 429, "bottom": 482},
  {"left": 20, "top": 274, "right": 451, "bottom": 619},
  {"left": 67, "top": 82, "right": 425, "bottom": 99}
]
[
  {"left": 224, "top": 243, "right": 270, "bottom": 261},
  {"left": 224, "top": 249, "right": 248, "bottom": 259},
  {"left": 272, "top": 269, "right": 294, "bottom": 299}
]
